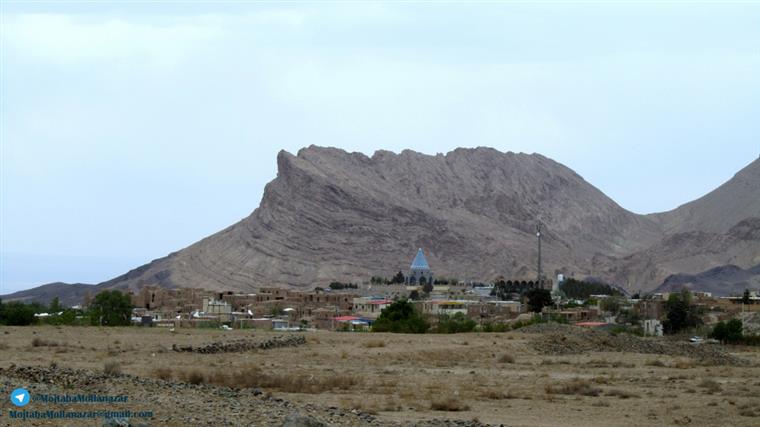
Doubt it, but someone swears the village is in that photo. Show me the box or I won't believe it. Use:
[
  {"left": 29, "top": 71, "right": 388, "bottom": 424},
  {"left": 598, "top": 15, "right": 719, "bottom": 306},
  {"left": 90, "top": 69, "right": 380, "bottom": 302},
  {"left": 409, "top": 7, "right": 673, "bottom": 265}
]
[{"left": 113, "top": 249, "right": 760, "bottom": 336}]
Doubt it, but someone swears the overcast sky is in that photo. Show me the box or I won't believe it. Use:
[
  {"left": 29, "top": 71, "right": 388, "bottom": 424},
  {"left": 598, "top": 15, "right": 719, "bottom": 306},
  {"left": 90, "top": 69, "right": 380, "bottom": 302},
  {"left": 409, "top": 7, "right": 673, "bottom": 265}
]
[{"left": 1, "top": 1, "right": 759, "bottom": 294}]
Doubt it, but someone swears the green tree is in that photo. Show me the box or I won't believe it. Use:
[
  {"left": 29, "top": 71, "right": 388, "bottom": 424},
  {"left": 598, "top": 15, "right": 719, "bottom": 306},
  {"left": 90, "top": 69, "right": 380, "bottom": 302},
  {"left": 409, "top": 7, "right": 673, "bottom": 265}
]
[
  {"left": 88, "top": 290, "right": 132, "bottom": 326},
  {"left": 408, "top": 290, "right": 421, "bottom": 301},
  {"left": 49, "top": 297, "right": 62, "bottom": 313},
  {"left": 710, "top": 319, "right": 743, "bottom": 344},
  {"left": 391, "top": 271, "right": 405, "bottom": 284},
  {"left": 526, "top": 288, "right": 553, "bottom": 313},
  {"left": 372, "top": 300, "right": 429, "bottom": 333},
  {"left": 742, "top": 289, "right": 751, "bottom": 305},
  {"left": 422, "top": 280, "right": 433, "bottom": 295},
  {"left": 559, "top": 278, "right": 622, "bottom": 300},
  {"left": 46, "top": 308, "right": 86, "bottom": 326},
  {"left": 0, "top": 300, "right": 37, "bottom": 326},
  {"left": 663, "top": 290, "right": 702, "bottom": 334}
]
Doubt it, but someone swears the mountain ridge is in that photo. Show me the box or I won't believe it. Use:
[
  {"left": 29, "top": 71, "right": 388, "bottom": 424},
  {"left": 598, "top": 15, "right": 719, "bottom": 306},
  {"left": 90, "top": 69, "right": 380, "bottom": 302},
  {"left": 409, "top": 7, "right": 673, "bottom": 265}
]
[{"left": 3, "top": 147, "right": 759, "bottom": 304}]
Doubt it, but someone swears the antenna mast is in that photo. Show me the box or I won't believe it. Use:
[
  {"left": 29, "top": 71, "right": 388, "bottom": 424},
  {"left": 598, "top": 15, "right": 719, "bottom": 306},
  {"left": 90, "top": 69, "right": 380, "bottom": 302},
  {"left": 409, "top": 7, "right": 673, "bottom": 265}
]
[{"left": 537, "top": 222, "right": 543, "bottom": 286}]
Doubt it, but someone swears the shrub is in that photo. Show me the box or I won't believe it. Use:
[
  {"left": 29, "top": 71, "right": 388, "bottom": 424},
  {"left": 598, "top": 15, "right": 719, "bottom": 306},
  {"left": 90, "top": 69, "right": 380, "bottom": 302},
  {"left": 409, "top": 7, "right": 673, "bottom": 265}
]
[
  {"left": 497, "top": 353, "right": 515, "bottom": 364},
  {"left": 673, "top": 360, "right": 695, "bottom": 369},
  {"left": 152, "top": 367, "right": 173, "bottom": 380},
  {"left": 545, "top": 379, "right": 601, "bottom": 396},
  {"left": 435, "top": 312, "right": 476, "bottom": 334},
  {"left": 605, "top": 389, "right": 640, "bottom": 399},
  {"left": 698, "top": 379, "right": 721, "bottom": 394},
  {"left": 103, "top": 361, "right": 121, "bottom": 376},
  {"left": 185, "top": 370, "right": 205, "bottom": 385},
  {"left": 31, "top": 338, "right": 59, "bottom": 347},
  {"left": 200, "top": 364, "right": 363, "bottom": 394},
  {"left": 430, "top": 397, "right": 470, "bottom": 411},
  {"left": 480, "top": 323, "right": 509, "bottom": 332}
]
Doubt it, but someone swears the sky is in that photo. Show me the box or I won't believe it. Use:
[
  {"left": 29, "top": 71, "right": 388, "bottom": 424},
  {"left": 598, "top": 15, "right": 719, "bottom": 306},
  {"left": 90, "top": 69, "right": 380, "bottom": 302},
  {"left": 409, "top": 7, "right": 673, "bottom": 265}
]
[{"left": 1, "top": 1, "right": 759, "bottom": 294}]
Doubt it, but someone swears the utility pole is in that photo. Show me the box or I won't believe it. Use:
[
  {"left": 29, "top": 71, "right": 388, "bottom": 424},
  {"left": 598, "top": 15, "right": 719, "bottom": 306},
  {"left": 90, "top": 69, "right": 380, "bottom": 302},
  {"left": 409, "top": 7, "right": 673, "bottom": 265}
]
[{"left": 537, "top": 222, "right": 543, "bottom": 287}]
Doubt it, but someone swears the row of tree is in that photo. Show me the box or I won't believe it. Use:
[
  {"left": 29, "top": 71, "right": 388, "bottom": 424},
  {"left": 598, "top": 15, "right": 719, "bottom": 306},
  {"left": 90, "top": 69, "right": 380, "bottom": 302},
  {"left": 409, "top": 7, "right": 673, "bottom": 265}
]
[
  {"left": 0, "top": 290, "right": 133, "bottom": 327},
  {"left": 328, "top": 282, "right": 358, "bottom": 290},
  {"left": 370, "top": 273, "right": 458, "bottom": 286},
  {"left": 559, "top": 278, "right": 622, "bottom": 300}
]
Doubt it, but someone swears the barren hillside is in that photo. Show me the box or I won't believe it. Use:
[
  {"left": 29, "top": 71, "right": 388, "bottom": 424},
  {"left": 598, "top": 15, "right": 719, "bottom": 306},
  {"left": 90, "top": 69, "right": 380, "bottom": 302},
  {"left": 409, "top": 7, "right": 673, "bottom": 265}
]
[{"left": 4, "top": 148, "right": 759, "bottom": 302}]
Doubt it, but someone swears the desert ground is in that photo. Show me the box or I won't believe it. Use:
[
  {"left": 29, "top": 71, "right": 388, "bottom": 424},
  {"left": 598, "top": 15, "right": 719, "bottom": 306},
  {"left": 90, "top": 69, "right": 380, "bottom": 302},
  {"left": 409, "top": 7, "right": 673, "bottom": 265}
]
[{"left": 1, "top": 325, "right": 759, "bottom": 426}]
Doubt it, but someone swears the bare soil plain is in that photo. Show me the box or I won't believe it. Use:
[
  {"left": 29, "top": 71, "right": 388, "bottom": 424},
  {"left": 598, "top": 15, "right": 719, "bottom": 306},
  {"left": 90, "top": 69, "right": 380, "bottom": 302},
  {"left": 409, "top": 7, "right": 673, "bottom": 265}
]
[{"left": 1, "top": 325, "right": 760, "bottom": 426}]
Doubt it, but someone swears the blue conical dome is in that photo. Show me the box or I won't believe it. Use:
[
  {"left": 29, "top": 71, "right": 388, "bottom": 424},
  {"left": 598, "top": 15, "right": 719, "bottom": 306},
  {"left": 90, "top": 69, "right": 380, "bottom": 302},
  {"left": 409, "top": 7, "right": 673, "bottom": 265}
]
[{"left": 410, "top": 248, "right": 430, "bottom": 270}]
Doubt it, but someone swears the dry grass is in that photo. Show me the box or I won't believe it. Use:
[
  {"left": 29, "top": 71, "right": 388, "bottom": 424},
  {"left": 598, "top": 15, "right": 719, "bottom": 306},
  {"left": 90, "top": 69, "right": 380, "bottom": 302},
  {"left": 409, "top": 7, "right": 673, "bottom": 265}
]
[
  {"left": 673, "top": 360, "right": 695, "bottom": 369},
  {"left": 588, "top": 359, "right": 635, "bottom": 368},
  {"left": 3, "top": 326, "right": 760, "bottom": 426},
  {"left": 540, "top": 359, "right": 570, "bottom": 365},
  {"left": 605, "top": 389, "right": 641, "bottom": 399},
  {"left": 31, "top": 337, "right": 60, "bottom": 347},
  {"left": 698, "top": 379, "right": 722, "bottom": 394},
  {"left": 152, "top": 367, "right": 173, "bottom": 381},
  {"left": 192, "top": 364, "right": 363, "bottom": 394},
  {"left": 479, "top": 389, "right": 505, "bottom": 400},
  {"left": 0, "top": 342, "right": 10, "bottom": 350},
  {"left": 103, "top": 361, "right": 121, "bottom": 376},
  {"left": 430, "top": 397, "right": 470, "bottom": 412},
  {"left": 478, "top": 388, "right": 522, "bottom": 400},
  {"left": 545, "top": 379, "right": 601, "bottom": 397},
  {"left": 739, "top": 403, "right": 759, "bottom": 417},
  {"left": 362, "top": 340, "right": 386, "bottom": 348}
]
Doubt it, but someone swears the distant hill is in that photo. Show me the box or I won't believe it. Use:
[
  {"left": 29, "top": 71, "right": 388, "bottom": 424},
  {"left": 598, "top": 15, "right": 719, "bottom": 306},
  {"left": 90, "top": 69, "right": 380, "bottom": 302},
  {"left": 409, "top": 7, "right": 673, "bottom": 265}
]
[
  {"left": 3, "top": 148, "right": 759, "bottom": 304},
  {"left": 654, "top": 263, "right": 760, "bottom": 296},
  {"left": 1, "top": 282, "right": 95, "bottom": 307}
]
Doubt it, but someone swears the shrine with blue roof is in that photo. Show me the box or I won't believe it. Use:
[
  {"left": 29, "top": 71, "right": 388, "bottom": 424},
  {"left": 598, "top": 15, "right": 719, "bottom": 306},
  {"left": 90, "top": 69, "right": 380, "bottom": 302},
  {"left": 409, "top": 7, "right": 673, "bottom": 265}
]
[{"left": 406, "top": 248, "right": 434, "bottom": 285}]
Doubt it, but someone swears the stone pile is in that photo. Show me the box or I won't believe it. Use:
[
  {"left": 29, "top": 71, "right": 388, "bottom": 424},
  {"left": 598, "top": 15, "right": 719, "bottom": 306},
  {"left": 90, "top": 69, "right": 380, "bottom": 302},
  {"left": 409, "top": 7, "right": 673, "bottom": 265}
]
[
  {"left": 172, "top": 335, "right": 307, "bottom": 354},
  {"left": 520, "top": 323, "right": 748, "bottom": 366},
  {"left": 1, "top": 363, "right": 516, "bottom": 426}
]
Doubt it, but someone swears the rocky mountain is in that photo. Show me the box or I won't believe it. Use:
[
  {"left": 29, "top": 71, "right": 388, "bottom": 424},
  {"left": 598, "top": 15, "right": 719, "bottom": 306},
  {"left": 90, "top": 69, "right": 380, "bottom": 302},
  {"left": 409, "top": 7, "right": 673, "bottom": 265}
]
[
  {"left": 653, "top": 263, "right": 760, "bottom": 296},
  {"left": 592, "top": 217, "right": 760, "bottom": 293},
  {"left": 650, "top": 157, "right": 760, "bottom": 234},
  {"left": 3, "top": 148, "right": 759, "bottom": 304}
]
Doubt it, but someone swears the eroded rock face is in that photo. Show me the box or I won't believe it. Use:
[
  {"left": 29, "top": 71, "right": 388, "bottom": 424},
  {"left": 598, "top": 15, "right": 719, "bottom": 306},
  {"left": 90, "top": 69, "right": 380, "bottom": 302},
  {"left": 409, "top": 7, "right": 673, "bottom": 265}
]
[
  {"left": 6, "top": 148, "right": 759, "bottom": 301},
  {"left": 99, "top": 147, "right": 665, "bottom": 292}
]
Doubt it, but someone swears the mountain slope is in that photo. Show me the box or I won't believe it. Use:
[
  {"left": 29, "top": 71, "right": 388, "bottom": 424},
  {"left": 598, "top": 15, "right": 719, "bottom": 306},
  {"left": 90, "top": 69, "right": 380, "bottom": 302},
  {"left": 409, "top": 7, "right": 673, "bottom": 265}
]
[
  {"left": 95, "top": 146, "right": 662, "bottom": 293},
  {"left": 650, "top": 158, "right": 760, "bottom": 234},
  {"left": 3, "top": 147, "right": 759, "bottom": 303},
  {"left": 593, "top": 217, "right": 760, "bottom": 293},
  {"left": 653, "top": 262, "right": 760, "bottom": 296},
  {"left": 0, "top": 282, "right": 96, "bottom": 307}
]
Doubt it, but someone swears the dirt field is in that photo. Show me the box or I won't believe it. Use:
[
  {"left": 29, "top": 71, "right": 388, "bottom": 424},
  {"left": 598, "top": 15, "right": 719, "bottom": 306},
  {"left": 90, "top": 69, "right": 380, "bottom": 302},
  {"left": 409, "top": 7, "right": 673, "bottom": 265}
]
[{"left": 1, "top": 325, "right": 760, "bottom": 426}]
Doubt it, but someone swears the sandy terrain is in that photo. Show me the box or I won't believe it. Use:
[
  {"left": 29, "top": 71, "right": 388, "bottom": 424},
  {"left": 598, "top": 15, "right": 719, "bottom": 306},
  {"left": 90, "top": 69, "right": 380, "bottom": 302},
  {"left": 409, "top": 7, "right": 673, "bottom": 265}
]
[{"left": 1, "top": 325, "right": 759, "bottom": 426}]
